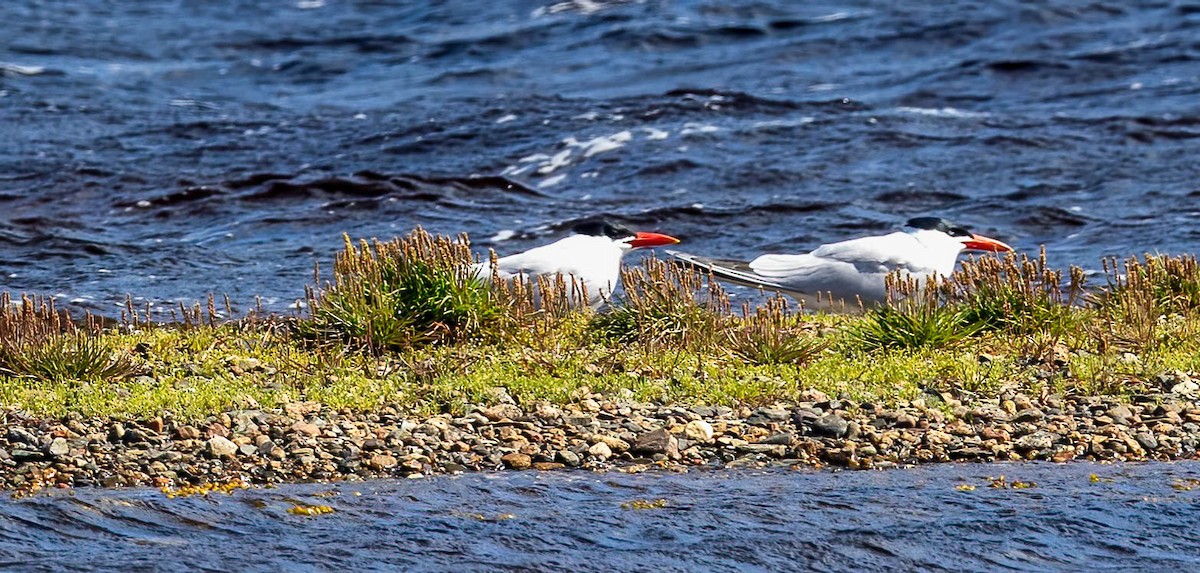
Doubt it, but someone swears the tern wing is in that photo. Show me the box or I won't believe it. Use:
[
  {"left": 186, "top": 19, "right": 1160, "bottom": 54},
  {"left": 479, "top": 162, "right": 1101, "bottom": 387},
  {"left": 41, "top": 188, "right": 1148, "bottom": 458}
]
[
  {"left": 747, "top": 233, "right": 934, "bottom": 303},
  {"left": 805, "top": 232, "right": 929, "bottom": 274},
  {"left": 471, "top": 244, "right": 570, "bottom": 283}
]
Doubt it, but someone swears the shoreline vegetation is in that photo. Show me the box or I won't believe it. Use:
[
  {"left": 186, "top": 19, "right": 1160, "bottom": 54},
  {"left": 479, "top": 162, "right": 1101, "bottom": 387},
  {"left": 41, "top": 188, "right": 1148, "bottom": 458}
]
[{"left": 2, "top": 229, "right": 1200, "bottom": 493}]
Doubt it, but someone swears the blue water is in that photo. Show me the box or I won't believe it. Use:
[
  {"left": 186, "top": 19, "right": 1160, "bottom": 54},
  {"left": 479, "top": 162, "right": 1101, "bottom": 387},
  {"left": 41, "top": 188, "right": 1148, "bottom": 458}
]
[
  {"left": 3, "top": 462, "right": 1199, "bottom": 572},
  {"left": 3, "top": 1, "right": 1200, "bottom": 311},
  {"left": 4, "top": 3, "right": 1200, "bottom": 570}
]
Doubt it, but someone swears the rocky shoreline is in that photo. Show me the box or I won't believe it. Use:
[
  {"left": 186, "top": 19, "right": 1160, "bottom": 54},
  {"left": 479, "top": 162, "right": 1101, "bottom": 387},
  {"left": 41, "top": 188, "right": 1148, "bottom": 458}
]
[{"left": 4, "top": 374, "right": 1200, "bottom": 493}]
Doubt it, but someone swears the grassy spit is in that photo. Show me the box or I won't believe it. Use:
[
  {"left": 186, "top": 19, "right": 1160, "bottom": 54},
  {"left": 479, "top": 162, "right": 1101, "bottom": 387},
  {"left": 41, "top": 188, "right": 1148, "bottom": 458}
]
[
  {"left": 2, "top": 230, "right": 1200, "bottom": 421},
  {"left": 4, "top": 230, "right": 1200, "bottom": 492}
]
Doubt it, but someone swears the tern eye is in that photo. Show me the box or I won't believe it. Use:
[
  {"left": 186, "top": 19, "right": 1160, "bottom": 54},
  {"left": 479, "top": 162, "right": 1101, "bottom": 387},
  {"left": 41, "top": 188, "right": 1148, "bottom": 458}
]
[{"left": 947, "top": 226, "right": 971, "bottom": 237}]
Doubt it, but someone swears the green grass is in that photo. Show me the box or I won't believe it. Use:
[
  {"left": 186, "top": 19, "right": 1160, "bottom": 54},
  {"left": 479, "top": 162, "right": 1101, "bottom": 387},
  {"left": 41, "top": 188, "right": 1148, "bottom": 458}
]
[
  {"left": 295, "top": 231, "right": 500, "bottom": 351},
  {"left": 4, "top": 234, "right": 1200, "bottom": 420}
]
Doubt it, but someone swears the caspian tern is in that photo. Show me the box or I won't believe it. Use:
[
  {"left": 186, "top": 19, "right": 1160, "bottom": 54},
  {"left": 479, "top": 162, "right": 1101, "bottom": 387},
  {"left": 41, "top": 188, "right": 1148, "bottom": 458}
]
[
  {"left": 475, "top": 221, "right": 681, "bottom": 307},
  {"left": 669, "top": 217, "right": 1012, "bottom": 310}
]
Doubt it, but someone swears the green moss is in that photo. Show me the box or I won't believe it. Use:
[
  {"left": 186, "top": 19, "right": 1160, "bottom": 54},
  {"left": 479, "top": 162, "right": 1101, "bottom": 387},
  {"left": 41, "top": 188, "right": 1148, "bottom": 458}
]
[{"left": 0, "top": 315, "right": 1182, "bottom": 421}]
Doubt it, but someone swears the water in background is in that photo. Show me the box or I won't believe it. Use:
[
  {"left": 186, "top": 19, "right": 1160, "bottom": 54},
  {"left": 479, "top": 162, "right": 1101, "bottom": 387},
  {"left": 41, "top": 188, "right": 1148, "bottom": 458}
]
[
  {"left": 3, "top": 462, "right": 1199, "bottom": 572},
  {"left": 3, "top": 1, "right": 1200, "bottom": 312}
]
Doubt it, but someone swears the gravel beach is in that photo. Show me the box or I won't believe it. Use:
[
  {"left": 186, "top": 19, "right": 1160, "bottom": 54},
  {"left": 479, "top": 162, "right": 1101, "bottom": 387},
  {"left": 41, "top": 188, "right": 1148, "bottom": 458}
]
[{"left": 4, "top": 372, "right": 1199, "bottom": 494}]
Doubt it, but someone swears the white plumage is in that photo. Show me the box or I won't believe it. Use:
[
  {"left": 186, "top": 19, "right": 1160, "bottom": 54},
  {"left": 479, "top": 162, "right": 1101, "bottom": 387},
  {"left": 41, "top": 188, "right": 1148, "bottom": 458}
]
[
  {"left": 670, "top": 217, "right": 1012, "bottom": 310},
  {"left": 474, "top": 222, "right": 680, "bottom": 308}
]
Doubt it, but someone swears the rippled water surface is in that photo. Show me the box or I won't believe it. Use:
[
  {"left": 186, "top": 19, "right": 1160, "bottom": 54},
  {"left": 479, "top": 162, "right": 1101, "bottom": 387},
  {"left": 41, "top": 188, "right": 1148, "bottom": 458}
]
[
  {"left": 4, "top": 1, "right": 1200, "bottom": 311},
  {"left": 2, "top": 462, "right": 1198, "bottom": 572}
]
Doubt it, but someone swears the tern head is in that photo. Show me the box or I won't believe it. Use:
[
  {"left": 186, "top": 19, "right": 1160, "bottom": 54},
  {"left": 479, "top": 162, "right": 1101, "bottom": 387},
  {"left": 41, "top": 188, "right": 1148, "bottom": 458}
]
[
  {"left": 905, "top": 217, "right": 1013, "bottom": 254},
  {"left": 571, "top": 221, "right": 680, "bottom": 252}
]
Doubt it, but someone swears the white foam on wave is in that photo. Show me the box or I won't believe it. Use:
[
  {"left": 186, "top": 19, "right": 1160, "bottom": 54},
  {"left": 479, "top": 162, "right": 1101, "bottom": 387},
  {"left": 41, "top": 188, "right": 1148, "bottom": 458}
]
[
  {"left": 536, "top": 149, "right": 574, "bottom": 174},
  {"left": 538, "top": 174, "right": 567, "bottom": 188},
  {"left": 567, "top": 130, "right": 632, "bottom": 158},
  {"left": 812, "top": 11, "right": 852, "bottom": 23},
  {"left": 533, "top": 0, "right": 621, "bottom": 17},
  {"left": 501, "top": 127, "right": 669, "bottom": 183},
  {"left": 752, "top": 117, "right": 815, "bottom": 128},
  {"left": 0, "top": 63, "right": 46, "bottom": 76},
  {"left": 680, "top": 123, "right": 719, "bottom": 135},
  {"left": 643, "top": 127, "right": 669, "bottom": 140},
  {"left": 895, "top": 107, "right": 989, "bottom": 118},
  {"left": 489, "top": 229, "right": 517, "bottom": 242}
]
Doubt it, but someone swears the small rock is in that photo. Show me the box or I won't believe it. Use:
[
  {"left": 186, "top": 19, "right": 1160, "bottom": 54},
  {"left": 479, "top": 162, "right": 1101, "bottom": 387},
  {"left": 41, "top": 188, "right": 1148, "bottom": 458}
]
[
  {"left": 12, "top": 449, "right": 43, "bottom": 462},
  {"left": 6, "top": 428, "right": 36, "bottom": 445},
  {"left": 238, "top": 444, "right": 258, "bottom": 457},
  {"left": 501, "top": 452, "right": 532, "bottom": 470},
  {"left": 631, "top": 428, "right": 677, "bottom": 457},
  {"left": 108, "top": 423, "right": 126, "bottom": 443},
  {"left": 746, "top": 408, "right": 789, "bottom": 426},
  {"left": 1135, "top": 432, "right": 1158, "bottom": 451},
  {"left": 683, "top": 420, "right": 714, "bottom": 443},
  {"left": 176, "top": 425, "right": 201, "bottom": 440},
  {"left": 557, "top": 450, "right": 581, "bottom": 467},
  {"left": 125, "top": 429, "right": 151, "bottom": 444},
  {"left": 45, "top": 437, "right": 69, "bottom": 458},
  {"left": 759, "top": 433, "right": 793, "bottom": 445},
  {"left": 400, "top": 459, "right": 424, "bottom": 473},
  {"left": 1011, "top": 409, "right": 1044, "bottom": 424},
  {"left": 588, "top": 442, "right": 613, "bottom": 459},
  {"left": 1106, "top": 405, "right": 1135, "bottom": 425},
  {"left": 812, "top": 414, "right": 849, "bottom": 438},
  {"left": 206, "top": 436, "right": 238, "bottom": 459},
  {"left": 591, "top": 435, "right": 629, "bottom": 452},
  {"left": 369, "top": 454, "right": 398, "bottom": 470},
  {"left": 1171, "top": 380, "right": 1200, "bottom": 396},
  {"left": 145, "top": 417, "right": 164, "bottom": 434},
  {"left": 291, "top": 421, "right": 321, "bottom": 437},
  {"left": 205, "top": 423, "right": 230, "bottom": 439},
  {"left": 737, "top": 443, "right": 787, "bottom": 456},
  {"left": 1014, "top": 431, "right": 1058, "bottom": 453},
  {"left": 482, "top": 404, "right": 523, "bottom": 421},
  {"left": 532, "top": 462, "right": 565, "bottom": 471},
  {"left": 361, "top": 438, "right": 384, "bottom": 451}
]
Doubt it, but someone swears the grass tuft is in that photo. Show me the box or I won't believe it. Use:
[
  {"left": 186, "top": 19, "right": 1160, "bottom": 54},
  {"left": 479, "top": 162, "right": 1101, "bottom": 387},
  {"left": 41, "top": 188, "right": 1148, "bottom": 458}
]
[
  {"left": 296, "top": 229, "right": 500, "bottom": 351},
  {"left": 944, "top": 248, "right": 1084, "bottom": 335},
  {"left": 1088, "top": 254, "right": 1200, "bottom": 353},
  {"left": 0, "top": 333, "right": 135, "bottom": 383},
  {"left": 589, "top": 255, "right": 730, "bottom": 349},
  {"left": 850, "top": 275, "right": 981, "bottom": 351},
  {"left": 727, "top": 297, "right": 830, "bottom": 365}
]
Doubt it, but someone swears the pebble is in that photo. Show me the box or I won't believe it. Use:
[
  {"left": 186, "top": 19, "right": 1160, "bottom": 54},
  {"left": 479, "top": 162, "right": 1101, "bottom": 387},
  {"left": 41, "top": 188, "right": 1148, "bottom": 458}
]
[
  {"left": 557, "top": 450, "right": 581, "bottom": 467},
  {"left": 206, "top": 436, "right": 238, "bottom": 459},
  {"left": 501, "top": 453, "right": 532, "bottom": 470},
  {"left": 291, "top": 421, "right": 320, "bottom": 437},
  {"left": 46, "top": 438, "right": 69, "bottom": 458},
  {"left": 176, "top": 425, "right": 201, "bottom": 440},
  {"left": 368, "top": 454, "right": 398, "bottom": 470},
  {"left": 588, "top": 442, "right": 613, "bottom": 459},
  {"left": 683, "top": 420, "right": 714, "bottom": 443},
  {"left": 812, "top": 414, "right": 849, "bottom": 438},
  {"left": 631, "top": 428, "right": 675, "bottom": 456}
]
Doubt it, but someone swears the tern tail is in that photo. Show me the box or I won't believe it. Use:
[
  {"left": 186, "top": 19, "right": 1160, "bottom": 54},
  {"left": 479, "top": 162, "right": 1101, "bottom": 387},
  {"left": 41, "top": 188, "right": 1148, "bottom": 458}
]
[{"left": 666, "top": 250, "right": 790, "bottom": 292}]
